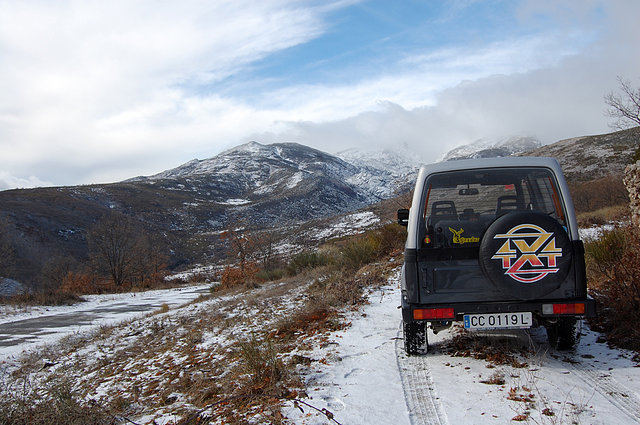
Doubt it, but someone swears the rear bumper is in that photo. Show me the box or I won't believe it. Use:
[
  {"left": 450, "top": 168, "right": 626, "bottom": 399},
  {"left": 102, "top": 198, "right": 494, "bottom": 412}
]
[{"left": 402, "top": 297, "right": 596, "bottom": 323}]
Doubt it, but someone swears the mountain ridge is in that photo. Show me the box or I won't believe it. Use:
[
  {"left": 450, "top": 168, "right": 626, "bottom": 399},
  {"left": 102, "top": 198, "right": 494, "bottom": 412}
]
[
  {"left": 439, "top": 136, "right": 542, "bottom": 162},
  {"left": 2, "top": 128, "right": 639, "bottom": 288},
  {"left": 520, "top": 127, "right": 640, "bottom": 181},
  {"left": 0, "top": 142, "right": 417, "bottom": 286}
]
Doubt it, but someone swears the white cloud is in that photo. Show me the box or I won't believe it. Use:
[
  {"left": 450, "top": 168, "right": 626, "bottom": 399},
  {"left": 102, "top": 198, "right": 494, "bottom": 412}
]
[
  {"left": 0, "top": 0, "right": 343, "bottom": 186},
  {"left": 258, "top": 0, "right": 640, "bottom": 163},
  {"left": 0, "top": 172, "right": 53, "bottom": 191},
  {"left": 0, "top": 0, "right": 638, "bottom": 188},
  {"left": 249, "top": 31, "right": 589, "bottom": 127}
]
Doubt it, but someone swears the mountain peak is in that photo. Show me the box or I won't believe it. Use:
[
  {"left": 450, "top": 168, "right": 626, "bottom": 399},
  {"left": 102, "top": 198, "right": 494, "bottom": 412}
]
[
  {"left": 223, "top": 141, "right": 269, "bottom": 155},
  {"left": 439, "top": 136, "right": 541, "bottom": 162},
  {"left": 128, "top": 141, "right": 419, "bottom": 203}
]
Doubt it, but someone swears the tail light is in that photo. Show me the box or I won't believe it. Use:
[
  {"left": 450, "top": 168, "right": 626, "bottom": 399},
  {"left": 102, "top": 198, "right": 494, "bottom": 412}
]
[
  {"left": 542, "top": 303, "right": 585, "bottom": 315},
  {"left": 413, "top": 307, "right": 455, "bottom": 320}
]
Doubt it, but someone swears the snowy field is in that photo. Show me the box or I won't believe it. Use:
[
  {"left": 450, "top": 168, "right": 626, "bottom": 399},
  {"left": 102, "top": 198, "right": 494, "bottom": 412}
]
[
  {"left": 0, "top": 284, "right": 210, "bottom": 361},
  {"left": 283, "top": 281, "right": 640, "bottom": 425},
  {"left": 1, "top": 275, "right": 639, "bottom": 424}
]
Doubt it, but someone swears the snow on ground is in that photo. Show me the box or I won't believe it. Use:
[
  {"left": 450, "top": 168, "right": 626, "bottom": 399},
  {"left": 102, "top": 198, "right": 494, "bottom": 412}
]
[
  {"left": 312, "top": 211, "right": 381, "bottom": 241},
  {"left": 579, "top": 224, "right": 617, "bottom": 241},
  {"left": 0, "top": 284, "right": 210, "bottom": 361},
  {"left": 283, "top": 282, "right": 410, "bottom": 425},
  {"left": 3, "top": 266, "right": 640, "bottom": 424},
  {"left": 284, "top": 279, "right": 640, "bottom": 425},
  {"left": 219, "top": 198, "right": 251, "bottom": 205}
]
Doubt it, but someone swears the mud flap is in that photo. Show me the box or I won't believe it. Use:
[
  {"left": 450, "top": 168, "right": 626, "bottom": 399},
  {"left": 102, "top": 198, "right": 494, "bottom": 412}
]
[
  {"left": 546, "top": 318, "right": 581, "bottom": 350},
  {"left": 404, "top": 321, "right": 429, "bottom": 355}
]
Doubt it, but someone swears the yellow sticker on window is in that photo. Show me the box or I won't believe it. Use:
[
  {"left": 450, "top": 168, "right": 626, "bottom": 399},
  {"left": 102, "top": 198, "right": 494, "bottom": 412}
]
[{"left": 449, "top": 227, "right": 480, "bottom": 245}]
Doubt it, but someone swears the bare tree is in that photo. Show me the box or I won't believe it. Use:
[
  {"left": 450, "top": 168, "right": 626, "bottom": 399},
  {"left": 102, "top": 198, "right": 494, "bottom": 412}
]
[
  {"left": 88, "top": 214, "right": 139, "bottom": 286},
  {"left": 130, "top": 233, "right": 169, "bottom": 286},
  {"left": 253, "top": 230, "right": 280, "bottom": 272},
  {"left": 221, "top": 226, "right": 251, "bottom": 272},
  {"left": 0, "top": 217, "right": 16, "bottom": 277},
  {"left": 605, "top": 76, "right": 640, "bottom": 130},
  {"left": 40, "top": 255, "right": 78, "bottom": 292}
]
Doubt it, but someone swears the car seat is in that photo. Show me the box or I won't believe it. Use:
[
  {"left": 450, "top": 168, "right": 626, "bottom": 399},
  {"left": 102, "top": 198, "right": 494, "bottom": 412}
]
[
  {"left": 496, "top": 195, "right": 521, "bottom": 216},
  {"left": 459, "top": 208, "right": 480, "bottom": 221},
  {"left": 431, "top": 201, "right": 458, "bottom": 221}
]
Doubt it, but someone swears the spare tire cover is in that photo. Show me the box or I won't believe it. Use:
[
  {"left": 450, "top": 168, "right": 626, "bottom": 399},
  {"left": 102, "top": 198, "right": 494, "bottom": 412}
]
[{"left": 479, "top": 212, "right": 572, "bottom": 300}]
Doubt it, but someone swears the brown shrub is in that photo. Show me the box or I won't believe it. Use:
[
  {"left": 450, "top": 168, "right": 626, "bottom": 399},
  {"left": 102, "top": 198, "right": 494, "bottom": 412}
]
[
  {"left": 1, "top": 291, "right": 83, "bottom": 307},
  {"left": 220, "top": 262, "right": 260, "bottom": 289},
  {"left": 375, "top": 222, "right": 407, "bottom": 256},
  {"left": 135, "top": 271, "right": 170, "bottom": 290},
  {"left": 60, "top": 272, "right": 99, "bottom": 295},
  {"left": 273, "top": 305, "right": 344, "bottom": 342},
  {"left": 577, "top": 204, "right": 629, "bottom": 227},
  {"left": 569, "top": 174, "right": 628, "bottom": 214},
  {"left": 587, "top": 224, "right": 640, "bottom": 351},
  {"left": 238, "top": 336, "right": 289, "bottom": 396}
]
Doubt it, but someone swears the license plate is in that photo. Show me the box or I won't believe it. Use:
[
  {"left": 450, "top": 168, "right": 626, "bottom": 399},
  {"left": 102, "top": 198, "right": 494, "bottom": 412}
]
[{"left": 463, "top": 312, "right": 532, "bottom": 330}]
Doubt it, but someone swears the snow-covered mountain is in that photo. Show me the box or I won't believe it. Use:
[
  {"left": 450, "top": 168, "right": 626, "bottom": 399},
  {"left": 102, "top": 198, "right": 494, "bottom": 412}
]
[
  {"left": 2, "top": 128, "right": 638, "bottom": 288},
  {"left": 335, "top": 147, "right": 420, "bottom": 198},
  {"left": 143, "top": 142, "right": 357, "bottom": 185},
  {"left": 133, "top": 141, "right": 417, "bottom": 203},
  {"left": 439, "top": 136, "right": 542, "bottom": 162},
  {"left": 1, "top": 141, "right": 419, "bottom": 286}
]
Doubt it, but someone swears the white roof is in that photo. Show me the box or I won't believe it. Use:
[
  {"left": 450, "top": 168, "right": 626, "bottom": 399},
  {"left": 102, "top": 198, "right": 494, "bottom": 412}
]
[
  {"left": 404, "top": 156, "right": 580, "bottom": 248},
  {"left": 418, "top": 156, "right": 563, "bottom": 175}
]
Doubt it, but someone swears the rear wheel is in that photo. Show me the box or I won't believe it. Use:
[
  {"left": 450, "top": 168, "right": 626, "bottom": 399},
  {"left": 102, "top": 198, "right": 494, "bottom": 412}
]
[
  {"left": 546, "top": 318, "right": 581, "bottom": 350},
  {"left": 404, "top": 321, "right": 429, "bottom": 355}
]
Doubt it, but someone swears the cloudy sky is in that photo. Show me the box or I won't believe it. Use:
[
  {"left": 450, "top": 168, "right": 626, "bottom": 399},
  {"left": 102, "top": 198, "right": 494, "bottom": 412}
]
[{"left": 1, "top": 0, "right": 639, "bottom": 190}]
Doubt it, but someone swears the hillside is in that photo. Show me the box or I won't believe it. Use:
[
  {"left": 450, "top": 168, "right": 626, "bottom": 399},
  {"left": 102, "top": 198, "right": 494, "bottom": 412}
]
[
  {"left": 2, "top": 127, "right": 640, "bottom": 288},
  {"left": 0, "top": 142, "right": 415, "bottom": 286},
  {"left": 2, "top": 264, "right": 640, "bottom": 424},
  {"left": 521, "top": 127, "right": 640, "bottom": 181},
  {"left": 437, "top": 128, "right": 640, "bottom": 183},
  {"left": 439, "top": 136, "right": 542, "bottom": 161}
]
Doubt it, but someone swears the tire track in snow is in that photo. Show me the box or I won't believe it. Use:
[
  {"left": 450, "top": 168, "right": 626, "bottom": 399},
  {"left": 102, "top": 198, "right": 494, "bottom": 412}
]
[
  {"left": 396, "top": 324, "right": 450, "bottom": 425},
  {"left": 561, "top": 357, "right": 640, "bottom": 423}
]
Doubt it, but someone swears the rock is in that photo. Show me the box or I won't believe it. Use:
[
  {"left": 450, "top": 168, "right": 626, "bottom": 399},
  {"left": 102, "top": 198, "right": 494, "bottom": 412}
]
[
  {"left": 623, "top": 160, "right": 640, "bottom": 226},
  {"left": 0, "top": 277, "right": 27, "bottom": 297}
]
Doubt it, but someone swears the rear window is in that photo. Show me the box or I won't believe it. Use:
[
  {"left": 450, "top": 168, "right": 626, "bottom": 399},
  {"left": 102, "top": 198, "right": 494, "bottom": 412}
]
[{"left": 420, "top": 167, "right": 567, "bottom": 247}]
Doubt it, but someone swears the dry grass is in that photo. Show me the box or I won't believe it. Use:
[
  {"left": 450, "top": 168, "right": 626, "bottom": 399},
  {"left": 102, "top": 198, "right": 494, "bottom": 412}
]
[
  {"left": 0, "top": 375, "right": 114, "bottom": 425},
  {"left": 576, "top": 204, "right": 629, "bottom": 227},
  {"left": 0, "top": 223, "right": 405, "bottom": 424},
  {"left": 444, "top": 327, "right": 531, "bottom": 369},
  {"left": 0, "top": 291, "right": 84, "bottom": 307},
  {"left": 480, "top": 370, "right": 506, "bottom": 385},
  {"left": 586, "top": 223, "right": 640, "bottom": 353}
]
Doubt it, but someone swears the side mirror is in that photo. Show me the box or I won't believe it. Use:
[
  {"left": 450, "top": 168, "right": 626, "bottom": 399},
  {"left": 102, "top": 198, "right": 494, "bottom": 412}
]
[{"left": 397, "top": 208, "right": 409, "bottom": 226}]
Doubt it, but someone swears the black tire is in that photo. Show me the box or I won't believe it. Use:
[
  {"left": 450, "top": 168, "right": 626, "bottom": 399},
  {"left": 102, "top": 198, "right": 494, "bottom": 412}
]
[
  {"left": 546, "top": 318, "right": 581, "bottom": 350},
  {"left": 479, "top": 211, "right": 573, "bottom": 300},
  {"left": 404, "top": 321, "right": 429, "bottom": 355}
]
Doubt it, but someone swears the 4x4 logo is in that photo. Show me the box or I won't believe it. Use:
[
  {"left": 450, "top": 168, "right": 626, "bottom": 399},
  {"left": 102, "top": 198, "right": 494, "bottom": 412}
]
[{"left": 491, "top": 224, "right": 562, "bottom": 283}]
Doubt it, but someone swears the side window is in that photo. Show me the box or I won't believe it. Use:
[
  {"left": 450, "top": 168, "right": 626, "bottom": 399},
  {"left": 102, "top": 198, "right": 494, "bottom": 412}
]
[
  {"left": 532, "top": 175, "right": 566, "bottom": 226},
  {"left": 534, "top": 177, "right": 554, "bottom": 213}
]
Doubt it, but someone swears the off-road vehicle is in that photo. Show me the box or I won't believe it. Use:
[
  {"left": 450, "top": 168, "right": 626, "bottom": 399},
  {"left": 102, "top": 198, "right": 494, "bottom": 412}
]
[{"left": 397, "top": 157, "right": 595, "bottom": 354}]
